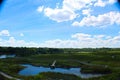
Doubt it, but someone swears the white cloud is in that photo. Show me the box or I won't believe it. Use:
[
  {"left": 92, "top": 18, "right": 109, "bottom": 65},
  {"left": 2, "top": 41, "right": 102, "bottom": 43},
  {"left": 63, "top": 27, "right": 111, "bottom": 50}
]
[
  {"left": 113, "top": 36, "right": 120, "bottom": 41},
  {"left": 72, "top": 11, "right": 120, "bottom": 27},
  {"left": 39, "top": 0, "right": 96, "bottom": 22},
  {"left": 108, "top": 0, "right": 117, "bottom": 4},
  {"left": 72, "top": 21, "right": 81, "bottom": 27},
  {"left": 44, "top": 8, "right": 77, "bottom": 22},
  {"left": 94, "top": 0, "right": 117, "bottom": 7},
  {"left": 20, "top": 33, "right": 24, "bottom": 37},
  {"left": 71, "top": 33, "right": 92, "bottom": 41},
  {"left": 37, "top": 0, "right": 117, "bottom": 23},
  {"left": 37, "top": 6, "right": 44, "bottom": 13},
  {"left": 94, "top": 0, "right": 106, "bottom": 7},
  {"left": 40, "top": 33, "right": 120, "bottom": 48},
  {"left": 82, "top": 8, "right": 92, "bottom": 16},
  {"left": 0, "top": 33, "right": 120, "bottom": 48},
  {"left": 0, "top": 37, "right": 39, "bottom": 47},
  {"left": 94, "top": 35, "right": 105, "bottom": 39},
  {"left": 62, "top": 0, "right": 93, "bottom": 11},
  {"left": 0, "top": 30, "right": 10, "bottom": 36}
]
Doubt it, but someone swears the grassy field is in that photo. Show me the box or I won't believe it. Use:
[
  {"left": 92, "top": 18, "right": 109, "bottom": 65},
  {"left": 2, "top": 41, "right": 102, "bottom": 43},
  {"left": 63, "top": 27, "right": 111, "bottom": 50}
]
[{"left": 0, "top": 51, "right": 120, "bottom": 80}]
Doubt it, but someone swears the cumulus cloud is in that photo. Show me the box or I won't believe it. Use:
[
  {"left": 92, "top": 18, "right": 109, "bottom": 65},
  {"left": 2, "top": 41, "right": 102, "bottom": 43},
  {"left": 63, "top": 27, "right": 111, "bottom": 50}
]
[
  {"left": 0, "top": 37, "right": 39, "bottom": 47},
  {"left": 37, "top": 6, "right": 44, "bottom": 13},
  {"left": 0, "top": 30, "right": 10, "bottom": 36},
  {"left": 94, "top": 0, "right": 107, "bottom": 7},
  {"left": 37, "top": 0, "right": 117, "bottom": 23},
  {"left": 71, "top": 33, "right": 92, "bottom": 41},
  {"left": 72, "top": 11, "right": 120, "bottom": 27},
  {"left": 62, "top": 0, "right": 94, "bottom": 11},
  {"left": 40, "top": 33, "right": 120, "bottom": 48},
  {"left": 108, "top": 0, "right": 117, "bottom": 4},
  {"left": 37, "top": 0, "right": 117, "bottom": 22},
  {"left": 38, "top": 0, "right": 96, "bottom": 22},
  {"left": 44, "top": 8, "right": 77, "bottom": 22},
  {"left": 82, "top": 8, "right": 92, "bottom": 16},
  {"left": 0, "top": 33, "right": 120, "bottom": 48},
  {"left": 94, "top": 0, "right": 117, "bottom": 7}
]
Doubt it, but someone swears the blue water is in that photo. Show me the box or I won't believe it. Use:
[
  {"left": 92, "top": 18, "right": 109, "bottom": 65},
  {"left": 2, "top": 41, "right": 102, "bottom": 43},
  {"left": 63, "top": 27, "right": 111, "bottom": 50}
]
[
  {"left": 19, "top": 64, "right": 103, "bottom": 78},
  {"left": 0, "top": 54, "right": 15, "bottom": 59}
]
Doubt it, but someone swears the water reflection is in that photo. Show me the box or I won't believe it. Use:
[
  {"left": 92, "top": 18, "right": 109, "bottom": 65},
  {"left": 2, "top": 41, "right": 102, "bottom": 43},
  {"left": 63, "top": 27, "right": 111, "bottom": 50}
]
[
  {"left": 0, "top": 54, "right": 15, "bottom": 59},
  {"left": 19, "top": 64, "right": 103, "bottom": 78}
]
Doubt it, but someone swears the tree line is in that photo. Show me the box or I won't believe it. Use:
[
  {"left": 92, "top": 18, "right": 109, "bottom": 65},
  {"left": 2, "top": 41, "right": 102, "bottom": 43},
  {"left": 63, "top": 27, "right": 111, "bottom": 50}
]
[{"left": 0, "top": 46, "right": 120, "bottom": 56}]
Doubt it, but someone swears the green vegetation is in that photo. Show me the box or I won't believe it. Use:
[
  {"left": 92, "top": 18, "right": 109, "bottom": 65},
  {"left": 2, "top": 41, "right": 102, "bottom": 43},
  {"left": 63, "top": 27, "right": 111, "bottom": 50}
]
[
  {"left": 81, "top": 65, "right": 111, "bottom": 74},
  {"left": 0, "top": 47, "right": 120, "bottom": 80},
  {"left": 0, "top": 62, "right": 24, "bottom": 74},
  {"left": 23, "top": 72, "right": 81, "bottom": 80},
  {"left": 1, "top": 47, "right": 119, "bottom": 56},
  {"left": 0, "top": 74, "right": 5, "bottom": 80}
]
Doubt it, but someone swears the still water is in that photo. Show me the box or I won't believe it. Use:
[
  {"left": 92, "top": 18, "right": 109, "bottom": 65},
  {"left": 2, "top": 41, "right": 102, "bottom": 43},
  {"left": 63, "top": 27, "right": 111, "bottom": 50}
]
[
  {"left": 0, "top": 54, "right": 15, "bottom": 59},
  {"left": 19, "top": 64, "right": 103, "bottom": 78}
]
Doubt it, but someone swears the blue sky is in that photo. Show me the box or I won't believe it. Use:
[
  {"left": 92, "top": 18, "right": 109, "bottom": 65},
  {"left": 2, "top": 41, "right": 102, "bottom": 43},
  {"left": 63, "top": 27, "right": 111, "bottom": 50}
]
[{"left": 0, "top": 0, "right": 120, "bottom": 48}]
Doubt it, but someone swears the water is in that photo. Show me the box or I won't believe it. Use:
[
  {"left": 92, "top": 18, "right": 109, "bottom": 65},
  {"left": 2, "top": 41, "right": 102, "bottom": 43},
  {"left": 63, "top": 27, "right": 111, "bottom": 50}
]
[
  {"left": 19, "top": 64, "right": 103, "bottom": 78},
  {"left": 0, "top": 54, "right": 15, "bottom": 59}
]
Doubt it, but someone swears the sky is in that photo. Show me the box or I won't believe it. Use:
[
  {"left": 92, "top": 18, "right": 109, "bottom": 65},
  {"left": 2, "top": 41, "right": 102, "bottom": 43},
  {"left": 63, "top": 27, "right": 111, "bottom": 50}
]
[{"left": 0, "top": 0, "right": 120, "bottom": 48}]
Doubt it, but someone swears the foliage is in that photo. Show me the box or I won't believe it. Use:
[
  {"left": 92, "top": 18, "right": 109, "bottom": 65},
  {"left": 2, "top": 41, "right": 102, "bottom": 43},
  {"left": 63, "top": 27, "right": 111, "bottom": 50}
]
[
  {"left": 81, "top": 65, "right": 111, "bottom": 74},
  {"left": 0, "top": 46, "right": 120, "bottom": 57},
  {"left": 23, "top": 72, "right": 82, "bottom": 80}
]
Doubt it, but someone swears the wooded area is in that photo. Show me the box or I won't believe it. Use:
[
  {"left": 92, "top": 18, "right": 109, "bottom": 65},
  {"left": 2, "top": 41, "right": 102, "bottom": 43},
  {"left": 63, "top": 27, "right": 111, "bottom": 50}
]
[{"left": 0, "top": 46, "right": 120, "bottom": 56}]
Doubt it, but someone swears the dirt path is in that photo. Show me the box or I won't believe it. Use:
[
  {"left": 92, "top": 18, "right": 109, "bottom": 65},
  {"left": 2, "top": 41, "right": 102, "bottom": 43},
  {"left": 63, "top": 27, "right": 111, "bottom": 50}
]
[
  {"left": 71, "top": 60, "right": 106, "bottom": 67},
  {"left": 0, "top": 71, "right": 21, "bottom": 80}
]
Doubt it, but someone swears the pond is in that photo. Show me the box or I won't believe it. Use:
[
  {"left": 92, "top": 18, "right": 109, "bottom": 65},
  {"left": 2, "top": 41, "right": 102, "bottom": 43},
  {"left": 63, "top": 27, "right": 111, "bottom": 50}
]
[
  {"left": 19, "top": 64, "right": 103, "bottom": 78},
  {"left": 0, "top": 54, "right": 15, "bottom": 59}
]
